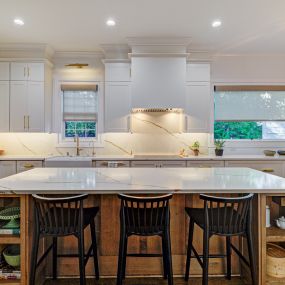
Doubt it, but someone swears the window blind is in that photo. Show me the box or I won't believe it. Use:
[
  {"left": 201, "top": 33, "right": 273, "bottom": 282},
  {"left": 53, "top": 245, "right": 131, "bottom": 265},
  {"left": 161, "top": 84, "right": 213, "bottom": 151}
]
[
  {"left": 63, "top": 90, "right": 98, "bottom": 121},
  {"left": 214, "top": 90, "right": 285, "bottom": 121}
]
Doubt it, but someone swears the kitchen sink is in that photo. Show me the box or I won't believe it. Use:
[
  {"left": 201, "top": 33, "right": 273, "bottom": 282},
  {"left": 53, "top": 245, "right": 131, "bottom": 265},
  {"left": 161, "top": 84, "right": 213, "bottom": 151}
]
[{"left": 45, "top": 156, "right": 93, "bottom": 167}]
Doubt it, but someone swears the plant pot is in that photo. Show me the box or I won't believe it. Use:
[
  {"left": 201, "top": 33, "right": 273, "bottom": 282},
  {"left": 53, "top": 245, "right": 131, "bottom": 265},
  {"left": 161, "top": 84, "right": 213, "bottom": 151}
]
[
  {"left": 193, "top": 149, "right": 199, "bottom": 156},
  {"left": 215, "top": 149, "right": 224, "bottom": 156}
]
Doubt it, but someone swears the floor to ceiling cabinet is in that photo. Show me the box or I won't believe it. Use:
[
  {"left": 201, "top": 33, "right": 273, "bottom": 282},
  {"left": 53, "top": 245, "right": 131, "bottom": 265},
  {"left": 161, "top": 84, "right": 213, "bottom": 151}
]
[
  {"left": 10, "top": 62, "right": 44, "bottom": 81},
  {"left": 0, "top": 81, "right": 9, "bottom": 132}
]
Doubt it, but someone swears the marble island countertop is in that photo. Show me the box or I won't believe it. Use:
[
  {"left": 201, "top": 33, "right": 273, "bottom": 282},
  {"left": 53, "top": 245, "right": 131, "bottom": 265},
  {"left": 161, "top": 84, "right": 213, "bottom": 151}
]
[
  {"left": 1, "top": 167, "right": 285, "bottom": 194},
  {"left": 1, "top": 154, "right": 285, "bottom": 161}
]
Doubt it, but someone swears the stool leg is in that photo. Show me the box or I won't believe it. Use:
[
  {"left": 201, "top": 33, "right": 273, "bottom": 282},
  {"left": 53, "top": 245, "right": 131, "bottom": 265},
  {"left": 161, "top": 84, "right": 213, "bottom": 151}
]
[
  {"left": 162, "top": 235, "right": 168, "bottom": 279},
  {"left": 122, "top": 236, "right": 128, "bottom": 279},
  {"left": 226, "top": 236, "right": 231, "bottom": 280},
  {"left": 29, "top": 230, "right": 40, "bottom": 285},
  {"left": 202, "top": 229, "right": 210, "bottom": 285},
  {"left": 90, "top": 219, "right": 100, "bottom": 280},
  {"left": 165, "top": 229, "right": 173, "bottom": 285},
  {"left": 185, "top": 219, "right": 194, "bottom": 281},
  {"left": 78, "top": 231, "right": 86, "bottom": 285},
  {"left": 117, "top": 230, "right": 126, "bottom": 285},
  {"left": 52, "top": 237, "right": 57, "bottom": 280},
  {"left": 247, "top": 229, "right": 256, "bottom": 285}
]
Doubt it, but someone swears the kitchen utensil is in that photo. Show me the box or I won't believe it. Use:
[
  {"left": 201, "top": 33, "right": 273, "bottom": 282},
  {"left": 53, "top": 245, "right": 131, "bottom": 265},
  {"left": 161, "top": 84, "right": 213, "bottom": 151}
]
[
  {"left": 276, "top": 216, "right": 285, "bottom": 229},
  {"left": 3, "top": 245, "right": 20, "bottom": 267}
]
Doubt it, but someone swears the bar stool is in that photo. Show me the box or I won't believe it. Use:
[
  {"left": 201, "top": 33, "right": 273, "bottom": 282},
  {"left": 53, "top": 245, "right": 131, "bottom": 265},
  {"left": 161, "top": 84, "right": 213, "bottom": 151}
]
[
  {"left": 185, "top": 194, "right": 256, "bottom": 285},
  {"left": 30, "top": 194, "right": 99, "bottom": 285},
  {"left": 117, "top": 193, "right": 173, "bottom": 285}
]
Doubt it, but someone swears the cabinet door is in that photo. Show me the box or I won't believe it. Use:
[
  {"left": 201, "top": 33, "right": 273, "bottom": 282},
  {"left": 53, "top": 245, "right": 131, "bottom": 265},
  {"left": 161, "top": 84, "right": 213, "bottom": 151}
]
[
  {"left": 225, "top": 161, "right": 284, "bottom": 177},
  {"left": 0, "top": 161, "right": 17, "bottom": 179},
  {"left": 27, "top": 82, "right": 44, "bottom": 132},
  {"left": 105, "top": 82, "right": 131, "bottom": 132},
  {"left": 131, "top": 161, "right": 159, "bottom": 168},
  {"left": 160, "top": 161, "right": 187, "bottom": 167},
  {"left": 0, "top": 62, "right": 10, "bottom": 80},
  {"left": 27, "top": 63, "right": 44, "bottom": 81},
  {"left": 10, "top": 63, "right": 27, "bottom": 80},
  {"left": 186, "top": 63, "right": 210, "bottom": 82},
  {"left": 10, "top": 81, "right": 28, "bottom": 132},
  {"left": 0, "top": 81, "right": 10, "bottom": 132},
  {"left": 185, "top": 82, "right": 211, "bottom": 132},
  {"left": 94, "top": 161, "right": 130, "bottom": 168},
  {"left": 17, "top": 160, "right": 43, "bottom": 173},
  {"left": 187, "top": 160, "right": 224, "bottom": 168},
  {"left": 105, "top": 63, "right": 131, "bottom": 82}
]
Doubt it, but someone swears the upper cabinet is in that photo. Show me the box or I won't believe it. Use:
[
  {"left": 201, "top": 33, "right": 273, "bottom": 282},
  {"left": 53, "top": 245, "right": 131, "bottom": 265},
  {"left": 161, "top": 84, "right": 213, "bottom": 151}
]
[
  {"left": 0, "top": 62, "right": 10, "bottom": 80},
  {"left": 10, "top": 62, "right": 44, "bottom": 81},
  {"left": 105, "top": 62, "right": 131, "bottom": 82},
  {"left": 185, "top": 63, "right": 211, "bottom": 133},
  {"left": 104, "top": 62, "right": 132, "bottom": 132}
]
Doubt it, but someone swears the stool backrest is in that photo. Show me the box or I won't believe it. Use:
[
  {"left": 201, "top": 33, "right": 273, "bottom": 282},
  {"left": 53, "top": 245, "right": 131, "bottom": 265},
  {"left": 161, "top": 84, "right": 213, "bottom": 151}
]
[
  {"left": 118, "top": 193, "right": 173, "bottom": 235},
  {"left": 200, "top": 194, "right": 254, "bottom": 235},
  {"left": 32, "top": 194, "right": 88, "bottom": 235}
]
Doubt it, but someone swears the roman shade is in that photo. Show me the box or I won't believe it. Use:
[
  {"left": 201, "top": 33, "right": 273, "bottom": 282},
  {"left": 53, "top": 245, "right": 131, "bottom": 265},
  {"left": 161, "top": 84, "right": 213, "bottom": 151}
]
[
  {"left": 61, "top": 84, "right": 98, "bottom": 91},
  {"left": 214, "top": 86, "right": 285, "bottom": 121}
]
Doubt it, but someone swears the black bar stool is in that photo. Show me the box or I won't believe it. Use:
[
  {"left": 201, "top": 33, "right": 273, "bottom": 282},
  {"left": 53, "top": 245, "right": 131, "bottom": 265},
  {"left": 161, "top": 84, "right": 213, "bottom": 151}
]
[
  {"left": 117, "top": 193, "right": 173, "bottom": 285},
  {"left": 30, "top": 194, "right": 100, "bottom": 285},
  {"left": 185, "top": 194, "right": 256, "bottom": 285}
]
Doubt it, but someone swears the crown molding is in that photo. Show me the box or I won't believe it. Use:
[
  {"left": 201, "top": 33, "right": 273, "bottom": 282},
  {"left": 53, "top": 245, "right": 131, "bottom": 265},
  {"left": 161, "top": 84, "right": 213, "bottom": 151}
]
[
  {"left": 187, "top": 50, "right": 213, "bottom": 62},
  {"left": 102, "top": 58, "right": 131, "bottom": 64},
  {"left": 0, "top": 43, "right": 54, "bottom": 61},
  {"left": 54, "top": 51, "right": 104, "bottom": 59},
  {"left": 129, "top": 52, "right": 190, "bottom": 58},
  {"left": 100, "top": 44, "right": 130, "bottom": 60}
]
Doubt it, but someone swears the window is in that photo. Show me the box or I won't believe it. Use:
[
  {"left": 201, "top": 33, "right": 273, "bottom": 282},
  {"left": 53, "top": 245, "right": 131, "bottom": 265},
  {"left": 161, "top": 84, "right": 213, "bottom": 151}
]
[
  {"left": 61, "top": 84, "right": 98, "bottom": 139},
  {"left": 214, "top": 86, "right": 285, "bottom": 140}
]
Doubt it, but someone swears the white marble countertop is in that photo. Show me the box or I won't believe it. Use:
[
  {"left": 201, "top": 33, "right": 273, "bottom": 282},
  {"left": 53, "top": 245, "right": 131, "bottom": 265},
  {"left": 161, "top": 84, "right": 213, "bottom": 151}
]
[
  {"left": 1, "top": 167, "right": 285, "bottom": 194},
  {"left": 1, "top": 154, "right": 285, "bottom": 161}
]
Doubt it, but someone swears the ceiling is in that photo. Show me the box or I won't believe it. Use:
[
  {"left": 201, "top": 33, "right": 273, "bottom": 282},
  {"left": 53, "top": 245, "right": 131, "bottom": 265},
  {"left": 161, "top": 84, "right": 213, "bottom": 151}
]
[{"left": 1, "top": 0, "right": 285, "bottom": 54}]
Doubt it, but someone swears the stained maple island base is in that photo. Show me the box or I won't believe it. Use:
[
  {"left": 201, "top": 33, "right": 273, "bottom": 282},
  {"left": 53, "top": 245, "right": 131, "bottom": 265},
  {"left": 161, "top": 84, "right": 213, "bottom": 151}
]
[{"left": 1, "top": 167, "right": 285, "bottom": 285}]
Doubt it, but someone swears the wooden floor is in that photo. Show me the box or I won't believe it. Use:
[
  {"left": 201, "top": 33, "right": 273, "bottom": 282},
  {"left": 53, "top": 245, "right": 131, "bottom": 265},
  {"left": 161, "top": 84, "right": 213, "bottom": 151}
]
[{"left": 44, "top": 277, "right": 246, "bottom": 285}]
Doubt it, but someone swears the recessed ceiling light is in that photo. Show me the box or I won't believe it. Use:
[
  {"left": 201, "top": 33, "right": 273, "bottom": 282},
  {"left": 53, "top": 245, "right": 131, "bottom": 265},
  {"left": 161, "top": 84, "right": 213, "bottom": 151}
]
[
  {"left": 14, "top": 18, "right": 24, "bottom": 26},
  {"left": 106, "top": 18, "right": 116, "bottom": 26},
  {"left": 212, "top": 20, "right": 222, "bottom": 28}
]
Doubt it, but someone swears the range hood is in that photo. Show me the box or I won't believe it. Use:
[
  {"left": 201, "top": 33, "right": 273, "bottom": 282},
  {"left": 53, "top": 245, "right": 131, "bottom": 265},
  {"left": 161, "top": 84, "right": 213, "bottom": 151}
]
[{"left": 129, "top": 38, "right": 189, "bottom": 110}]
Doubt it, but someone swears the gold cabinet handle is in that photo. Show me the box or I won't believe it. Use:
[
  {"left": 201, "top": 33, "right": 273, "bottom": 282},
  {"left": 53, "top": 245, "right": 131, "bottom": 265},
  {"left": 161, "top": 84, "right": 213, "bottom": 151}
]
[
  {"left": 24, "top": 163, "right": 34, "bottom": 169},
  {"left": 24, "top": 116, "right": 26, "bottom": 130},
  {"left": 27, "top": 116, "right": 30, "bottom": 130},
  {"left": 24, "top": 67, "right": 26, "bottom": 77},
  {"left": 262, "top": 168, "right": 274, "bottom": 173},
  {"left": 27, "top": 67, "right": 30, "bottom": 78}
]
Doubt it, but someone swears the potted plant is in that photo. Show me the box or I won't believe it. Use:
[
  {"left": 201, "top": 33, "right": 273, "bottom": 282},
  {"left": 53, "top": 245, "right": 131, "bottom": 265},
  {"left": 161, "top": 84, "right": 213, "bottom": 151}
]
[
  {"left": 190, "top": 141, "right": 200, "bottom": 156},
  {"left": 214, "top": 139, "right": 225, "bottom": 156}
]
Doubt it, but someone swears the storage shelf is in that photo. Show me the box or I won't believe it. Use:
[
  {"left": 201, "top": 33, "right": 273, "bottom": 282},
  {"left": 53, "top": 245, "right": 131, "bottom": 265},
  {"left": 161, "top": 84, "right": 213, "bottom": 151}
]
[
  {"left": 0, "top": 280, "right": 21, "bottom": 285},
  {"left": 0, "top": 235, "right": 20, "bottom": 244},
  {"left": 267, "top": 275, "right": 285, "bottom": 284},
  {"left": 266, "top": 226, "right": 285, "bottom": 242}
]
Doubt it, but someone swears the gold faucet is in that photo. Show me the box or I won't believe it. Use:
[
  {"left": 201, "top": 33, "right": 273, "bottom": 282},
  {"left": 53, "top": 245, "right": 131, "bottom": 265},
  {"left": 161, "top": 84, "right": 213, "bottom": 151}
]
[{"left": 74, "top": 134, "right": 82, "bottom": 156}]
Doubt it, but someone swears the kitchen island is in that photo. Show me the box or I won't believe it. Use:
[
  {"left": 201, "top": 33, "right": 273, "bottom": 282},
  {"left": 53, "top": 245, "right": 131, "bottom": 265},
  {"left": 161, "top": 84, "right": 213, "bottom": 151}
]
[{"left": 0, "top": 167, "right": 284, "bottom": 285}]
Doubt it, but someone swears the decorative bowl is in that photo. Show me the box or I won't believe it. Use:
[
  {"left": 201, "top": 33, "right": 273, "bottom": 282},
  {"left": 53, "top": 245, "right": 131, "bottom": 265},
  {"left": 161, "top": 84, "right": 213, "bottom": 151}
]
[
  {"left": 264, "top": 150, "right": 276, "bottom": 157},
  {"left": 0, "top": 207, "right": 20, "bottom": 229},
  {"left": 3, "top": 245, "right": 20, "bottom": 267},
  {"left": 277, "top": 150, "right": 285, "bottom": 156}
]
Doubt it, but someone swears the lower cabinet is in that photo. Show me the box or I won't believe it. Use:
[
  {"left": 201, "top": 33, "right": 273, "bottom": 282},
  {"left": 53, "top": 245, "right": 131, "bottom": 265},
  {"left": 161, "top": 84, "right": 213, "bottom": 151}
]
[
  {"left": 225, "top": 161, "right": 285, "bottom": 177},
  {"left": 131, "top": 160, "right": 187, "bottom": 168},
  {"left": 187, "top": 160, "right": 225, "bottom": 168},
  {"left": 16, "top": 160, "right": 43, "bottom": 173},
  {"left": 0, "top": 161, "right": 17, "bottom": 179},
  {"left": 94, "top": 160, "right": 130, "bottom": 168}
]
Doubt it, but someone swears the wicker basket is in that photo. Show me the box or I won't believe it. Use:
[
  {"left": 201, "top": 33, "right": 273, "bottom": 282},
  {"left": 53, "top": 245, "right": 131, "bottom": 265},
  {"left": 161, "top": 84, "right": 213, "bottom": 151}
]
[{"left": 267, "top": 243, "right": 285, "bottom": 278}]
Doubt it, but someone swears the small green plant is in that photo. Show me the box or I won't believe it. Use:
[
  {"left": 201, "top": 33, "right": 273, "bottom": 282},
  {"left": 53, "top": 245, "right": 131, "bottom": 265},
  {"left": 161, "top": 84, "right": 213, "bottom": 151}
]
[
  {"left": 191, "top": 141, "right": 200, "bottom": 151},
  {"left": 214, "top": 139, "right": 225, "bottom": 150}
]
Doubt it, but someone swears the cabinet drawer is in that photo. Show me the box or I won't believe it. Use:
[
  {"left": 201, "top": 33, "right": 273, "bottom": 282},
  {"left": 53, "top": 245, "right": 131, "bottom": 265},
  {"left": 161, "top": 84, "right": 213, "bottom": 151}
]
[
  {"left": 225, "top": 161, "right": 284, "bottom": 177},
  {"left": 160, "top": 161, "right": 187, "bottom": 168},
  {"left": 131, "top": 161, "right": 158, "bottom": 168},
  {"left": 94, "top": 161, "right": 130, "bottom": 168},
  {"left": 187, "top": 160, "right": 224, "bottom": 168},
  {"left": 17, "top": 160, "right": 43, "bottom": 173},
  {"left": 131, "top": 160, "right": 187, "bottom": 168},
  {"left": 0, "top": 161, "right": 17, "bottom": 178}
]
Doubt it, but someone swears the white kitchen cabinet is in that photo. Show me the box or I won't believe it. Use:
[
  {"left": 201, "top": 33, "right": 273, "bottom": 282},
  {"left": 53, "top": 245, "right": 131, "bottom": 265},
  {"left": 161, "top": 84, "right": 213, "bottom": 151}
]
[
  {"left": 0, "top": 81, "right": 10, "bottom": 132},
  {"left": 10, "top": 62, "right": 44, "bottom": 81},
  {"left": 131, "top": 160, "right": 186, "bottom": 168},
  {"left": 0, "top": 161, "right": 17, "bottom": 179},
  {"left": 0, "top": 62, "right": 10, "bottom": 80},
  {"left": 17, "top": 160, "right": 43, "bottom": 173},
  {"left": 105, "top": 62, "right": 131, "bottom": 82},
  {"left": 94, "top": 160, "right": 130, "bottom": 168},
  {"left": 105, "top": 82, "right": 131, "bottom": 132},
  {"left": 225, "top": 161, "right": 285, "bottom": 177},
  {"left": 187, "top": 160, "right": 224, "bottom": 167},
  {"left": 186, "top": 63, "right": 210, "bottom": 82},
  {"left": 10, "top": 81, "right": 44, "bottom": 132},
  {"left": 185, "top": 82, "right": 211, "bottom": 132}
]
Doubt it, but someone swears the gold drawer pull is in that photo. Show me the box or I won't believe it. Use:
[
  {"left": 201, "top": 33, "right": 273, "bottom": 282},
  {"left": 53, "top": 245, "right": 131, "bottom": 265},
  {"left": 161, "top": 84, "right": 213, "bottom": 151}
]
[
  {"left": 262, "top": 168, "right": 274, "bottom": 173},
  {"left": 24, "top": 163, "right": 34, "bottom": 169}
]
